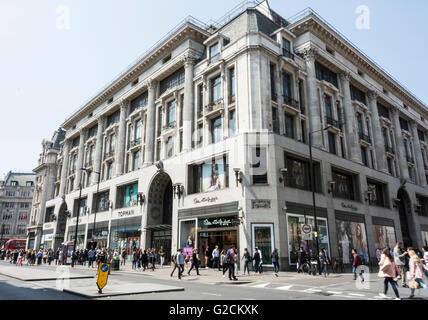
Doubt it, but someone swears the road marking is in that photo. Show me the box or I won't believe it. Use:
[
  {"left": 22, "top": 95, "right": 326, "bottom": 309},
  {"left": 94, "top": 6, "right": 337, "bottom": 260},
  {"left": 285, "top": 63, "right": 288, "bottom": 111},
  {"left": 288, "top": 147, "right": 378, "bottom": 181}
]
[
  {"left": 327, "top": 291, "right": 343, "bottom": 295},
  {"left": 202, "top": 292, "right": 222, "bottom": 297},
  {"left": 276, "top": 285, "right": 293, "bottom": 291},
  {"left": 348, "top": 293, "right": 365, "bottom": 297},
  {"left": 252, "top": 282, "right": 271, "bottom": 288},
  {"left": 303, "top": 288, "right": 322, "bottom": 293}
]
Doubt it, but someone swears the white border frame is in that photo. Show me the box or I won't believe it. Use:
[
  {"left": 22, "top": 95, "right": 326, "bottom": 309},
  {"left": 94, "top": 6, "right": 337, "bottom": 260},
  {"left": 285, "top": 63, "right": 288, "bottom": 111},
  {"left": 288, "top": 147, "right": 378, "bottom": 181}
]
[
  {"left": 178, "top": 218, "right": 198, "bottom": 251},
  {"left": 251, "top": 223, "right": 274, "bottom": 267},
  {"left": 286, "top": 213, "right": 330, "bottom": 266}
]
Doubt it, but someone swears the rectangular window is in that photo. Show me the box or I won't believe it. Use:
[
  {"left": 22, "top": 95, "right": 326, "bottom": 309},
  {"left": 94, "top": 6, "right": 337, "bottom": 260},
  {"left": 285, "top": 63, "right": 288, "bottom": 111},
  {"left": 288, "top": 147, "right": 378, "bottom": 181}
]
[
  {"left": 209, "top": 43, "right": 219, "bottom": 60},
  {"left": 229, "top": 109, "right": 236, "bottom": 137},
  {"left": 328, "top": 132, "right": 336, "bottom": 155},
  {"left": 156, "top": 141, "right": 161, "bottom": 161},
  {"left": 400, "top": 118, "right": 409, "bottom": 131},
  {"left": 332, "top": 170, "right": 355, "bottom": 201},
  {"left": 387, "top": 158, "right": 393, "bottom": 175},
  {"left": 116, "top": 183, "right": 138, "bottom": 209},
  {"left": 72, "top": 136, "right": 80, "bottom": 148},
  {"left": 229, "top": 68, "right": 235, "bottom": 102},
  {"left": 298, "top": 80, "right": 305, "bottom": 113},
  {"left": 133, "top": 150, "right": 140, "bottom": 171},
  {"left": 179, "top": 131, "right": 183, "bottom": 152},
  {"left": 315, "top": 61, "right": 338, "bottom": 87},
  {"left": 251, "top": 147, "right": 268, "bottom": 184},
  {"left": 188, "top": 155, "right": 229, "bottom": 194},
  {"left": 167, "top": 100, "right": 176, "bottom": 125},
  {"left": 109, "top": 134, "right": 115, "bottom": 154},
  {"left": 367, "top": 180, "right": 386, "bottom": 207},
  {"left": 179, "top": 94, "right": 184, "bottom": 127},
  {"left": 106, "top": 162, "right": 113, "bottom": 180},
  {"left": 107, "top": 110, "right": 120, "bottom": 127},
  {"left": 284, "top": 154, "right": 321, "bottom": 192},
  {"left": 357, "top": 113, "right": 363, "bottom": 134},
  {"left": 301, "top": 120, "right": 306, "bottom": 144},
  {"left": 159, "top": 67, "right": 185, "bottom": 95},
  {"left": 377, "top": 103, "right": 390, "bottom": 119},
  {"left": 166, "top": 136, "right": 174, "bottom": 158},
  {"left": 26, "top": 181, "right": 34, "bottom": 187},
  {"left": 197, "top": 123, "right": 203, "bottom": 147},
  {"left": 350, "top": 85, "right": 366, "bottom": 105},
  {"left": 270, "top": 64, "right": 277, "bottom": 100},
  {"left": 88, "top": 125, "right": 98, "bottom": 139},
  {"left": 93, "top": 191, "right": 110, "bottom": 213},
  {"left": 284, "top": 114, "right": 294, "bottom": 139},
  {"left": 135, "top": 120, "right": 142, "bottom": 141},
  {"left": 272, "top": 107, "right": 279, "bottom": 134},
  {"left": 336, "top": 220, "right": 369, "bottom": 264},
  {"left": 130, "top": 91, "right": 148, "bottom": 114},
  {"left": 252, "top": 224, "right": 274, "bottom": 266},
  {"left": 198, "top": 85, "right": 204, "bottom": 116},
  {"left": 282, "top": 73, "right": 292, "bottom": 99},
  {"left": 74, "top": 197, "right": 87, "bottom": 217},
  {"left": 361, "top": 146, "right": 368, "bottom": 167},
  {"left": 211, "top": 116, "right": 222, "bottom": 144},
  {"left": 211, "top": 76, "right": 222, "bottom": 104},
  {"left": 325, "top": 95, "right": 333, "bottom": 119}
]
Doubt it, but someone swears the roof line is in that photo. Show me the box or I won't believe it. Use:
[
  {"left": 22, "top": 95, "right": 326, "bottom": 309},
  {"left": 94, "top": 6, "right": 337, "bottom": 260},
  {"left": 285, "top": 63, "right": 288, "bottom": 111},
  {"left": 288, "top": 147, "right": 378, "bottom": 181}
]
[{"left": 287, "top": 7, "right": 428, "bottom": 108}]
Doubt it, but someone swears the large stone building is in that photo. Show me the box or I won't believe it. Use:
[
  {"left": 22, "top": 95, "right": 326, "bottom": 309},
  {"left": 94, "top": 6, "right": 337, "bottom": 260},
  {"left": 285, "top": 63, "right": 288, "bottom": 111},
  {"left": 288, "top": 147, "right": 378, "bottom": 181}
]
[
  {"left": 27, "top": 1, "right": 428, "bottom": 269},
  {"left": 0, "top": 172, "right": 35, "bottom": 246}
]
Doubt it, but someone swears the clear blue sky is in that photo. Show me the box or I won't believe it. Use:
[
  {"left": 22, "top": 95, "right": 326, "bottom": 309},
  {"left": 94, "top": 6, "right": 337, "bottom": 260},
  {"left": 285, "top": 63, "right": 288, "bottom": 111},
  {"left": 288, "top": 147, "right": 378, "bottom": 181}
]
[{"left": 1, "top": 0, "right": 427, "bottom": 176}]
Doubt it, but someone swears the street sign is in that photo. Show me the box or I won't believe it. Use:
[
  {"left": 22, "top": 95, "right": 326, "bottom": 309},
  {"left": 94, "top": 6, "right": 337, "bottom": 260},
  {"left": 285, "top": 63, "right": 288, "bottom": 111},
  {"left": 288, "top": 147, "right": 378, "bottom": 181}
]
[
  {"left": 96, "top": 263, "right": 110, "bottom": 294},
  {"left": 301, "top": 224, "right": 313, "bottom": 240}
]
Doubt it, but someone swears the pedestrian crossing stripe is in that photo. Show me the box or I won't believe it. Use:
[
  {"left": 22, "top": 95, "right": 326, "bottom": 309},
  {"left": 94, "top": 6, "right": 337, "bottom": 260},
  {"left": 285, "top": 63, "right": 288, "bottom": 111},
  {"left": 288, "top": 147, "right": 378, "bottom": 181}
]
[
  {"left": 276, "top": 285, "right": 293, "bottom": 291},
  {"left": 252, "top": 282, "right": 271, "bottom": 288}
]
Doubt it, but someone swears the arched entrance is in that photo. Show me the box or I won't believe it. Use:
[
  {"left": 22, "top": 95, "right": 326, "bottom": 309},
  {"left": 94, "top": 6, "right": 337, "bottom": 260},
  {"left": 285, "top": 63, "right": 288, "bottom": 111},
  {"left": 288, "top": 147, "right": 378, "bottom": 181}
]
[
  {"left": 397, "top": 188, "right": 416, "bottom": 248},
  {"left": 146, "top": 172, "right": 173, "bottom": 263},
  {"left": 53, "top": 202, "right": 68, "bottom": 249}
]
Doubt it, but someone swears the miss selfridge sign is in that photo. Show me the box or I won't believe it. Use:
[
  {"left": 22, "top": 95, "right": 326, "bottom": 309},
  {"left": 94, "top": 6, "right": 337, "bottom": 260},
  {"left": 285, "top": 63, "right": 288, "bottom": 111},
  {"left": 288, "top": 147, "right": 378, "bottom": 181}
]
[
  {"left": 202, "top": 217, "right": 238, "bottom": 228},
  {"left": 118, "top": 210, "right": 135, "bottom": 217}
]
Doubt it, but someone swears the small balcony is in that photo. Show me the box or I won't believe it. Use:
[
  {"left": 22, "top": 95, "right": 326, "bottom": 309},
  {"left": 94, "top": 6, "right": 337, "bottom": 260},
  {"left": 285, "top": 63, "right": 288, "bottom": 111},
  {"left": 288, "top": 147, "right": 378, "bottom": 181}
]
[
  {"left": 385, "top": 145, "right": 395, "bottom": 154},
  {"left": 283, "top": 95, "right": 300, "bottom": 110},
  {"left": 104, "top": 150, "right": 115, "bottom": 160},
  {"left": 406, "top": 155, "right": 415, "bottom": 164},
  {"left": 162, "top": 121, "right": 177, "bottom": 131},
  {"left": 205, "top": 99, "right": 224, "bottom": 114},
  {"left": 282, "top": 48, "right": 295, "bottom": 60},
  {"left": 326, "top": 116, "right": 341, "bottom": 129},
  {"left": 128, "top": 138, "right": 142, "bottom": 149},
  {"left": 359, "top": 132, "right": 372, "bottom": 144}
]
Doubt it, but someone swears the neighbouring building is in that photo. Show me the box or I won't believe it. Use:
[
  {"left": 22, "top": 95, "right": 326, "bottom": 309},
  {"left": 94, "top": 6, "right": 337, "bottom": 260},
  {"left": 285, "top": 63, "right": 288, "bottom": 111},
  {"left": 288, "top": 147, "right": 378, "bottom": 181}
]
[
  {"left": 0, "top": 172, "right": 35, "bottom": 247},
  {"left": 27, "top": 1, "right": 428, "bottom": 269}
]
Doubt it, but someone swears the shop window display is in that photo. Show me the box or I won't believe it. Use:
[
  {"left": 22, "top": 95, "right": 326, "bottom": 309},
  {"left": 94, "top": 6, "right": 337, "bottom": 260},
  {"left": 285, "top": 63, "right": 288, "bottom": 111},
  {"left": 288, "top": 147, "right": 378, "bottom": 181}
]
[
  {"left": 373, "top": 225, "right": 396, "bottom": 251},
  {"left": 110, "top": 224, "right": 140, "bottom": 259},
  {"left": 179, "top": 219, "right": 196, "bottom": 256},
  {"left": 252, "top": 224, "right": 274, "bottom": 265},
  {"left": 422, "top": 231, "right": 428, "bottom": 247},
  {"left": 116, "top": 183, "right": 138, "bottom": 208},
  {"left": 287, "top": 214, "right": 330, "bottom": 265},
  {"left": 336, "top": 219, "right": 369, "bottom": 265}
]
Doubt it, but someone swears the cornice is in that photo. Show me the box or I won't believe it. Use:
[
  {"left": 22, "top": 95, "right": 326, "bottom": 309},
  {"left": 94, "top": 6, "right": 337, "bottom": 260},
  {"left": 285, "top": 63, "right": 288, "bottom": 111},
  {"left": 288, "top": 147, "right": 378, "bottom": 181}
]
[
  {"left": 289, "top": 15, "right": 428, "bottom": 117},
  {"left": 62, "top": 25, "right": 209, "bottom": 129}
]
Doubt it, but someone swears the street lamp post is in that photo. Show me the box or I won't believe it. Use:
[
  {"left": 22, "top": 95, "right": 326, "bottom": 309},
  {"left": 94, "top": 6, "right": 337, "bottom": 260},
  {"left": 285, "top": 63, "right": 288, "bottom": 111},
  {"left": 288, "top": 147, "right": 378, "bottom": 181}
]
[
  {"left": 308, "top": 126, "right": 331, "bottom": 276},
  {"left": 0, "top": 224, "right": 4, "bottom": 249},
  {"left": 71, "top": 167, "right": 87, "bottom": 268},
  {"left": 91, "top": 171, "right": 101, "bottom": 250}
]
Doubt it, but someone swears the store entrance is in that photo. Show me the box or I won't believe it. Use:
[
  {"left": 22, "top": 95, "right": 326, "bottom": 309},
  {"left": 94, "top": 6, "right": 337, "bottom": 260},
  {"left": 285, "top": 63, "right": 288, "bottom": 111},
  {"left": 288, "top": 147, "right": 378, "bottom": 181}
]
[
  {"left": 198, "top": 229, "right": 238, "bottom": 268},
  {"left": 151, "top": 230, "right": 172, "bottom": 264}
]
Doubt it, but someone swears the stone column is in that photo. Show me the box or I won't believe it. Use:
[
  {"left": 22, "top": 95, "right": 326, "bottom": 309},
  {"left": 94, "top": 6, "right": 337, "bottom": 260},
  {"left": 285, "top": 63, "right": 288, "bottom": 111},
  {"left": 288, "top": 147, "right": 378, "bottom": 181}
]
[
  {"left": 74, "top": 129, "right": 87, "bottom": 190},
  {"left": 302, "top": 47, "right": 322, "bottom": 148},
  {"left": 411, "top": 121, "right": 427, "bottom": 186},
  {"left": 59, "top": 140, "right": 70, "bottom": 196},
  {"left": 144, "top": 80, "right": 157, "bottom": 166},
  {"left": 391, "top": 107, "right": 410, "bottom": 181},
  {"left": 339, "top": 72, "right": 361, "bottom": 163},
  {"left": 92, "top": 116, "right": 104, "bottom": 185},
  {"left": 115, "top": 99, "right": 129, "bottom": 176},
  {"left": 367, "top": 90, "right": 388, "bottom": 173},
  {"left": 182, "top": 55, "right": 196, "bottom": 152}
]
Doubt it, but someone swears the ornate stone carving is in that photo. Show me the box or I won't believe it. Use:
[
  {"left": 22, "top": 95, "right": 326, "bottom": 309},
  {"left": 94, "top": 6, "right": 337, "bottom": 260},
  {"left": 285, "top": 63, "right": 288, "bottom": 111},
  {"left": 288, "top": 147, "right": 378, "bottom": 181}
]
[
  {"left": 339, "top": 71, "right": 351, "bottom": 82},
  {"left": 145, "top": 79, "right": 157, "bottom": 91},
  {"left": 367, "top": 90, "right": 378, "bottom": 101},
  {"left": 298, "top": 47, "right": 318, "bottom": 62},
  {"left": 182, "top": 54, "right": 198, "bottom": 67},
  {"left": 251, "top": 200, "right": 272, "bottom": 209},
  {"left": 120, "top": 99, "right": 130, "bottom": 109}
]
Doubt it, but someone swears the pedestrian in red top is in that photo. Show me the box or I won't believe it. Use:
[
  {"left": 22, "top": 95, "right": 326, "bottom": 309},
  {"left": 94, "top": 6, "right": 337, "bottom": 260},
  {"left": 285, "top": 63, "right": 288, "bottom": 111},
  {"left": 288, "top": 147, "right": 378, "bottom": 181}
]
[{"left": 352, "top": 249, "right": 364, "bottom": 282}]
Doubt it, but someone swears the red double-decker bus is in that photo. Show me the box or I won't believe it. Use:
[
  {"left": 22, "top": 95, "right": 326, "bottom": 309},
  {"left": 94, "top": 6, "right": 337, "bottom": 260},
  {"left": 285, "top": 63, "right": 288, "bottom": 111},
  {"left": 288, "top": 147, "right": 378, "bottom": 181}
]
[{"left": 5, "top": 239, "right": 27, "bottom": 251}]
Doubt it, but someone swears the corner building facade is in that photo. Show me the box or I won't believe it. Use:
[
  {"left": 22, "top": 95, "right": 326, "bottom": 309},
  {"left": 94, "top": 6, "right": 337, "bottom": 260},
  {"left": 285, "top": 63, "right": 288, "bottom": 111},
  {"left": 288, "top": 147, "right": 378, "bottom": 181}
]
[{"left": 28, "top": 1, "right": 428, "bottom": 269}]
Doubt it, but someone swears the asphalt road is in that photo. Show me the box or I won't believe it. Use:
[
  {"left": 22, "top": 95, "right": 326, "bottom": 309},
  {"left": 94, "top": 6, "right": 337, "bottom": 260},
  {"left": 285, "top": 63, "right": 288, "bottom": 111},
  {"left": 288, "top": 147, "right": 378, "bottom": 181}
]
[{"left": 0, "top": 261, "right": 426, "bottom": 301}]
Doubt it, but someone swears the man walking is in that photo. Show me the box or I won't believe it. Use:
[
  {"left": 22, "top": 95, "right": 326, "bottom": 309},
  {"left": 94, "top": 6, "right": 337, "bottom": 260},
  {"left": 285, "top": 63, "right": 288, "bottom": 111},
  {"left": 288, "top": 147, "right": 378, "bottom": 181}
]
[
  {"left": 177, "top": 249, "right": 185, "bottom": 280},
  {"left": 212, "top": 245, "right": 220, "bottom": 271},
  {"left": 352, "top": 249, "right": 364, "bottom": 282},
  {"left": 227, "top": 247, "right": 238, "bottom": 281},
  {"left": 170, "top": 249, "right": 179, "bottom": 277},
  {"left": 394, "top": 242, "right": 408, "bottom": 288},
  {"left": 159, "top": 246, "right": 165, "bottom": 268}
]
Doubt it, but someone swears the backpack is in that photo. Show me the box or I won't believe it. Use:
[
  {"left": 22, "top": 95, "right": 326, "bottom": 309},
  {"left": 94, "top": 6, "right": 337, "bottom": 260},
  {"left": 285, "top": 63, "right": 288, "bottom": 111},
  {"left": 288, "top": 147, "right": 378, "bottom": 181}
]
[{"left": 227, "top": 251, "right": 235, "bottom": 264}]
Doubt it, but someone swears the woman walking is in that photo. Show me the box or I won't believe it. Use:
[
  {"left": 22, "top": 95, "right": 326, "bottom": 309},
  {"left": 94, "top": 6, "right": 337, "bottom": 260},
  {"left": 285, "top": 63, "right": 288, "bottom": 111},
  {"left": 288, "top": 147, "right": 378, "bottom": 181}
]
[
  {"left": 408, "top": 249, "right": 428, "bottom": 299},
  {"left": 319, "top": 248, "right": 330, "bottom": 277},
  {"left": 271, "top": 249, "right": 280, "bottom": 277},
  {"left": 142, "top": 250, "right": 148, "bottom": 271},
  {"left": 378, "top": 248, "right": 401, "bottom": 300},
  {"left": 221, "top": 250, "right": 228, "bottom": 278},
  {"left": 188, "top": 249, "right": 200, "bottom": 276},
  {"left": 242, "top": 248, "right": 251, "bottom": 276}
]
